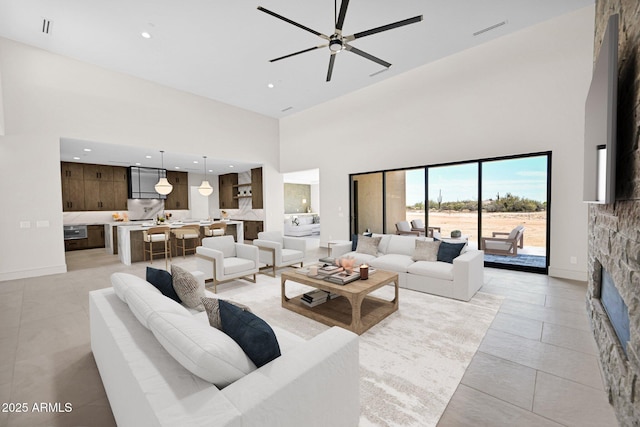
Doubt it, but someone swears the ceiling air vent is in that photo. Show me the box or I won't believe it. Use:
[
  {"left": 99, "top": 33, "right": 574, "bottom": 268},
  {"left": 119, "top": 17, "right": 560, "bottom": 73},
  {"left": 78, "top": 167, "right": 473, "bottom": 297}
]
[
  {"left": 473, "top": 20, "right": 507, "bottom": 37},
  {"left": 41, "top": 18, "right": 52, "bottom": 35},
  {"left": 281, "top": 106, "right": 293, "bottom": 112}
]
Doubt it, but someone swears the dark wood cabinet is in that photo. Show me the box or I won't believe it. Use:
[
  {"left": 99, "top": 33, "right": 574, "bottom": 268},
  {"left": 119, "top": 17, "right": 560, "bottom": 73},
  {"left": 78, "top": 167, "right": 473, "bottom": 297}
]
[
  {"left": 219, "top": 173, "right": 239, "bottom": 209},
  {"left": 61, "top": 162, "right": 86, "bottom": 211},
  {"left": 244, "top": 220, "right": 264, "bottom": 240},
  {"left": 64, "top": 239, "right": 88, "bottom": 251},
  {"left": 84, "top": 180, "right": 116, "bottom": 210},
  {"left": 61, "top": 162, "right": 129, "bottom": 212},
  {"left": 251, "top": 167, "right": 263, "bottom": 209},
  {"left": 165, "top": 171, "right": 189, "bottom": 210},
  {"left": 83, "top": 164, "right": 114, "bottom": 181},
  {"left": 87, "top": 225, "right": 105, "bottom": 248}
]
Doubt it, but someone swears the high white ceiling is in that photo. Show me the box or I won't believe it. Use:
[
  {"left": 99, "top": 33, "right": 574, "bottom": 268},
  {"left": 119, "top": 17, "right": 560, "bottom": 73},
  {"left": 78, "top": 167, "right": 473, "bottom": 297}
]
[{"left": 0, "top": 0, "right": 593, "bottom": 119}]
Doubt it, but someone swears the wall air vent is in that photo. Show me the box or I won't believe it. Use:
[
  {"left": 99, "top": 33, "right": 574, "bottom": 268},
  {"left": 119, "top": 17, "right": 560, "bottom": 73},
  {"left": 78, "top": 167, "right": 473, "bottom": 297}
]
[
  {"left": 42, "top": 18, "right": 52, "bottom": 35},
  {"left": 473, "top": 20, "right": 507, "bottom": 36}
]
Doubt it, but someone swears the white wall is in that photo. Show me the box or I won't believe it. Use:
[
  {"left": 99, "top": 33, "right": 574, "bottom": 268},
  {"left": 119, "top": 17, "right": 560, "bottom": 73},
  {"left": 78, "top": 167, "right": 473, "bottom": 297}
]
[
  {"left": 280, "top": 7, "right": 595, "bottom": 280},
  {"left": 0, "top": 38, "right": 281, "bottom": 281}
]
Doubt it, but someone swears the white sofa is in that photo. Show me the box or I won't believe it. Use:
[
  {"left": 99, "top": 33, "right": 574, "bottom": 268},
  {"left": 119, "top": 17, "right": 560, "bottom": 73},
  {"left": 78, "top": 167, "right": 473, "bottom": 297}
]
[
  {"left": 331, "top": 234, "right": 484, "bottom": 301},
  {"left": 90, "top": 272, "right": 360, "bottom": 427},
  {"left": 284, "top": 216, "right": 320, "bottom": 237}
]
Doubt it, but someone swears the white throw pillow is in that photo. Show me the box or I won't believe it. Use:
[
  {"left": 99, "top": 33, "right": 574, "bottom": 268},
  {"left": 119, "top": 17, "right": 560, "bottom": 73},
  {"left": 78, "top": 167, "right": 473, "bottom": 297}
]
[
  {"left": 111, "top": 272, "right": 160, "bottom": 302},
  {"left": 148, "top": 311, "right": 256, "bottom": 388}
]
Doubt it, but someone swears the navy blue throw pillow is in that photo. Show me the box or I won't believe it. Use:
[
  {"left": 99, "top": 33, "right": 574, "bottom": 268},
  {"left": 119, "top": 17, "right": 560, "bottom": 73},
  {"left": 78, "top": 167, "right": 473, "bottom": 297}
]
[
  {"left": 146, "top": 267, "right": 181, "bottom": 303},
  {"left": 437, "top": 242, "right": 466, "bottom": 264},
  {"left": 351, "top": 234, "right": 358, "bottom": 251},
  {"left": 219, "top": 300, "right": 281, "bottom": 368}
]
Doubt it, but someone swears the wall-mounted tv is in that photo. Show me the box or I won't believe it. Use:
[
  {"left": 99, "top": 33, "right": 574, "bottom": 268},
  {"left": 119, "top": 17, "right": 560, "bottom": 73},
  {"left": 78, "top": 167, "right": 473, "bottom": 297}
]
[{"left": 583, "top": 14, "right": 618, "bottom": 204}]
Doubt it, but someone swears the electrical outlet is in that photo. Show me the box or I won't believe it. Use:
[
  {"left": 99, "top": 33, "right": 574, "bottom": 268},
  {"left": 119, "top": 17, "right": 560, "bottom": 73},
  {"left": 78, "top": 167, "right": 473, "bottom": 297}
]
[
  {"left": 20, "top": 221, "right": 31, "bottom": 229},
  {"left": 570, "top": 256, "right": 577, "bottom": 265},
  {"left": 36, "top": 220, "right": 50, "bottom": 228}
]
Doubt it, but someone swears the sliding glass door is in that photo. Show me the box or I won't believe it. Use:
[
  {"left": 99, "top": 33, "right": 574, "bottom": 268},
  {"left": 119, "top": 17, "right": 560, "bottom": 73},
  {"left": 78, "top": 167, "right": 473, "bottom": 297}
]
[
  {"left": 481, "top": 155, "right": 549, "bottom": 270},
  {"left": 349, "top": 152, "right": 551, "bottom": 273},
  {"left": 428, "top": 163, "right": 479, "bottom": 243}
]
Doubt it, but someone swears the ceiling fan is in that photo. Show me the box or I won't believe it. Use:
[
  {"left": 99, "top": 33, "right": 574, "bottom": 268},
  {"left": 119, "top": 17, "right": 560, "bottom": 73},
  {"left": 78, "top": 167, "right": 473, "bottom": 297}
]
[{"left": 257, "top": 0, "right": 423, "bottom": 82}]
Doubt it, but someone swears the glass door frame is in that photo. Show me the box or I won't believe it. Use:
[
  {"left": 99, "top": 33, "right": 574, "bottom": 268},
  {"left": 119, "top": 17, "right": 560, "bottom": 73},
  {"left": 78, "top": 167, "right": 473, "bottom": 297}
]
[{"left": 349, "top": 150, "right": 552, "bottom": 274}]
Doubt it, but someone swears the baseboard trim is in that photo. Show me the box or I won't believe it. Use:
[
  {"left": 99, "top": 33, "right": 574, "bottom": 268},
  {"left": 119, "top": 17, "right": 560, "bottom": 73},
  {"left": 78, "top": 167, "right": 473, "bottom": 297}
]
[
  {"left": 0, "top": 264, "right": 67, "bottom": 282},
  {"left": 548, "top": 266, "right": 587, "bottom": 282}
]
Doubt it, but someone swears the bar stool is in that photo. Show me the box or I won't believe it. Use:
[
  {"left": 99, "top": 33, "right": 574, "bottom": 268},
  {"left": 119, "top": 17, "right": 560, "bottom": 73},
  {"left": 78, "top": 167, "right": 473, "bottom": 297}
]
[
  {"left": 143, "top": 226, "right": 172, "bottom": 269},
  {"left": 204, "top": 222, "right": 227, "bottom": 238},
  {"left": 172, "top": 224, "right": 201, "bottom": 258}
]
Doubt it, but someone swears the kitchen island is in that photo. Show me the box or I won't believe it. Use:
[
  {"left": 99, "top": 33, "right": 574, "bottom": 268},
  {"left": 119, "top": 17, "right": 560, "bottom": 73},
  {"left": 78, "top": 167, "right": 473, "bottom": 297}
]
[{"left": 116, "top": 220, "right": 244, "bottom": 266}]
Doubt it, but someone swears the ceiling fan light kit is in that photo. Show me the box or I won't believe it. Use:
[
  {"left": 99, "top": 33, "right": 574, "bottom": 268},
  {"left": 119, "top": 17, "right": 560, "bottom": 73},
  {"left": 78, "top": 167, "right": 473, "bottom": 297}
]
[{"left": 258, "top": 0, "right": 423, "bottom": 82}]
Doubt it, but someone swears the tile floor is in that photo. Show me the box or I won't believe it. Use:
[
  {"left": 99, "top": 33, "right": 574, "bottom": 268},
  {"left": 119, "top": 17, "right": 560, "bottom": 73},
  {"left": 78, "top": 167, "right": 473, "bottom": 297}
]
[{"left": 0, "top": 247, "right": 619, "bottom": 426}]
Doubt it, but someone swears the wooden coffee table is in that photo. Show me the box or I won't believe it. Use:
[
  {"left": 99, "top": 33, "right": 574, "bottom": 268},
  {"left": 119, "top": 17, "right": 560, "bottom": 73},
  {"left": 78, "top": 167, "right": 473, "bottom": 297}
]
[{"left": 281, "top": 269, "right": 399, "bottom": 335}]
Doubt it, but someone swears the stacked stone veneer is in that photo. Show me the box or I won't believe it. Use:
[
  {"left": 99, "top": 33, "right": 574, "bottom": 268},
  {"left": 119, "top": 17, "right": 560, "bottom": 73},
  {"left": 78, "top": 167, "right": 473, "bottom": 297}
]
[{"left": 587, "top": 1, "right": 640, "bottom": 426}]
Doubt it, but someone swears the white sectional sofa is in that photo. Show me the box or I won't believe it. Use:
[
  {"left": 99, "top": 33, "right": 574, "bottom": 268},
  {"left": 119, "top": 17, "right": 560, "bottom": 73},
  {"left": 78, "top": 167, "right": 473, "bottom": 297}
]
[
  {"left": 331, "top": 234, "right": 484, "bottom": 301},
  {"left": 284, "top": 216, "right": 320, "bottom": 237},
  {"left": 90, "top": 272, "right": 359, "bottom": 427}
]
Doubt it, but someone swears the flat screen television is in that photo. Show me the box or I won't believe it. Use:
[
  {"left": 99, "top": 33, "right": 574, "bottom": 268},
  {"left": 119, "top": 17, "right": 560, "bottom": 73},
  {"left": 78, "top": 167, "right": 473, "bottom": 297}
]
[{"left": 583, "top": 14, "right": 618, "bottom": 204}]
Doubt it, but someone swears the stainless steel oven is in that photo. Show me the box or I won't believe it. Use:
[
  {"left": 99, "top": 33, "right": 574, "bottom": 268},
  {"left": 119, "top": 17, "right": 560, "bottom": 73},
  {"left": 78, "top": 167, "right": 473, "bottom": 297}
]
[{"left": 63, "top": 225, "right": 87, "bottom": 240}]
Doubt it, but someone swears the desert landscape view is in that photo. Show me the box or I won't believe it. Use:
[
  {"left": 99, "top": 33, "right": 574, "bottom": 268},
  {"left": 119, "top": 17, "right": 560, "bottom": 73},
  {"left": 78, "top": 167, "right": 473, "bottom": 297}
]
[{"left": 406, "top": 211, "right": 547, "bottom": 249}]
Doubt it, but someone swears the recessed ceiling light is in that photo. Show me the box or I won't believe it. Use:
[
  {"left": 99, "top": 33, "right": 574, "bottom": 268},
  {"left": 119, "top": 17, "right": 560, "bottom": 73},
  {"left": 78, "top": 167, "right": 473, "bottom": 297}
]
[
  {"left": 174, "top": 166, "right": 180, "bottom": 169},
  {"left": 141, "top": 32, "right": 151, "bottom": 39},
  {"left": 83, "top": 148, "right": 92, "bottom": 152},
  {"left": 145, "top": 155, "right": 152, "bottom": 159},
  {"left": 73, "top": 156, "right": 80, "bottom": 160},
  {"left": 229, "top": 165, "right": 234, "bottom": 168},
  {"left": 193, "top": 160, "right": 199, "bottom": 164},
  {"left": 208, "top": 169, "right": 213, "bottom": 173},
  {"left": 135, "top": 162, "right": 141, "bottom": 166},
  {"left": 267, "top": 83, "right": 274, "bottom": 89}
]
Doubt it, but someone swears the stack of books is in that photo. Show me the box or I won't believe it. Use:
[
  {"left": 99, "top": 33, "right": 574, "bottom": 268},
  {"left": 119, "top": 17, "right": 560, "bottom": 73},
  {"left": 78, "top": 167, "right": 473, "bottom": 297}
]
[
  {"left": 301, "top": 289, "right": 329, "bottom": 307},
  {"left": 325, "top": 270, "right": 361, "bottom": 285},
  {"left": 317, "top": 265, "right": 343, "bottom": 276}
]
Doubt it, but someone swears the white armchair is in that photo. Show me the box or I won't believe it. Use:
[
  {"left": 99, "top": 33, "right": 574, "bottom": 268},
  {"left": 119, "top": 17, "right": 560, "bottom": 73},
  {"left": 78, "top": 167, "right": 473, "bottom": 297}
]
[
  {"left": 253, "top": 231, "right": 306, "bottom": 277},
  {"left": 195, "top": 236, "right": 259, "bottom": 293}
]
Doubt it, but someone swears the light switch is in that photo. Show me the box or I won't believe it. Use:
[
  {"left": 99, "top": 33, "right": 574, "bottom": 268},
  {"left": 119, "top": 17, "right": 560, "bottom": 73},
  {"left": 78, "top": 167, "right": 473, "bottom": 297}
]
[
  {"left": 20, "top": 221, "right": 31, "bottom": 229},
  {"left": 36, "top": 220, "right": 50, "bottom": 228}
]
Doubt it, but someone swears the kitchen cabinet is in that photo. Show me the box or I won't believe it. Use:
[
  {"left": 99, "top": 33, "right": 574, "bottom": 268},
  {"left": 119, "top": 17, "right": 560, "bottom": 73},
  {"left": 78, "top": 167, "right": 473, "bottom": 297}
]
[
  {"left": 219, "top": 173, "right": 238, "bottom": 209},
  {"left": 87, "top": 225, "right": 105, "bottom": 248},
  {"left": 83, "top": 164, "right": 114, "bottom": 181},
  {"left": 84, "top": 180, "right": 116, "bottom": 211},
  {"left": 61, "top": 162, "right": 86, "bottom": 211},
  {"left": 64, "top": 239, "right": 88, "bottom": 251},
  {"left": 165, "top": 171, "right": 189, "bottom": 209},
  {"left": 61, "top": 162, "right": 129, "bottom": 212},
  {"left": 243, "top": 220, "right": 263, "bottom": 240},
  {"left": 251, "top": 167, "right": 263, "bottom": 209}
]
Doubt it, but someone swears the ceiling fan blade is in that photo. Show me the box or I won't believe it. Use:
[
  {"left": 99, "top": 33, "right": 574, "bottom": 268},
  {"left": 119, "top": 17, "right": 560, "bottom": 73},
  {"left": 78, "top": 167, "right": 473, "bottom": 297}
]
[
  {"left": 269, "top": 44, "right": 328, "bottom": 62},
  {"left": 326, "top": 54, "right": 337, "bottom": 82},
  {"left": 335, "top": 0, "right": 350, "bottom": 31},
  {"left": 345, "top": 15, "right": 423, "bottom": 41},
  {"left": 258, "top": 6, "right": 329, "bottom": 39},
  {"left": 344, "top": 45, "right": 391, "bottom": 68}
]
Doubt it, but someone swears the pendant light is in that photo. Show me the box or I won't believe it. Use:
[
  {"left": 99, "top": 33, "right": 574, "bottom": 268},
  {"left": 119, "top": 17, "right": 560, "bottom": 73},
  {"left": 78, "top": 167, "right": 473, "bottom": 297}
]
[
  {"left": 198, "top": 156, "right": 214, "bottom": 196},
  {"left": 155, "top": 150, "right": 173, "bottom": 195}
]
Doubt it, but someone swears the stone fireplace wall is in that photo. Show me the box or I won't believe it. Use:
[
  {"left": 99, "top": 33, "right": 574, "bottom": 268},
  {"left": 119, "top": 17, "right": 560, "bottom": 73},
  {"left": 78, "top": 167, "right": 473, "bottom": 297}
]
[{"left": 587, "top": 1, "right": 640, "bottom": 425}]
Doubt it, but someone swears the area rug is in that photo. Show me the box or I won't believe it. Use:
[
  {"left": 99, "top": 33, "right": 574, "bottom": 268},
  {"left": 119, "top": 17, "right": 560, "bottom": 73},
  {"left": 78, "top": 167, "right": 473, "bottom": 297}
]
[{"left": 205, "top": 274, "right": 502, "bottom": 427}]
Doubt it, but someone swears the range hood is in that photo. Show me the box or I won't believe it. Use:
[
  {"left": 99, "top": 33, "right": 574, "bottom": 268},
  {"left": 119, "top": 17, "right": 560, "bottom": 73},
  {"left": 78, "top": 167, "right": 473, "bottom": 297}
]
[{"left": 128, "top": 166, "right": 167, "bottom": 199}]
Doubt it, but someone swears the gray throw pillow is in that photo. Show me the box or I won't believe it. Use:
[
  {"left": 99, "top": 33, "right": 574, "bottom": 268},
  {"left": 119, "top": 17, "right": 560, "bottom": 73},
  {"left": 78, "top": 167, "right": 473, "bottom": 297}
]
[
  {"left": 201, "top": 297, "right": 253, "bottom": 330},
  {"left": 412, "top": 240, "right": 441, "bottom": 262},
  {"left": 356, "top": 235, "right": 382, "bottom": 256},
  {"left": 171, "top": 265, "right": 205, "bottom": 311}
]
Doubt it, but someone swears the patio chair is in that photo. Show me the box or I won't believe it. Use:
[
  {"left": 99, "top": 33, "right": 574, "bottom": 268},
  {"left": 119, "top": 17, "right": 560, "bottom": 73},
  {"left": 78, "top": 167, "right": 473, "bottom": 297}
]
[
  {"left": 395, "top": 221, "right": 420, "bottom": 236},
  {"left": 410, "top": 219, "right": 441, "bottom": 238},
  {"left": 481, "top": 225, "right": 525, "bottom": 256}
]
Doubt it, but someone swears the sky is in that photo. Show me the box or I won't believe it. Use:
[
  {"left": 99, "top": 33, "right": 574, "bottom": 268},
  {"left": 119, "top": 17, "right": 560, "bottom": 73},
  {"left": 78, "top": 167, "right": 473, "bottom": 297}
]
[{"left": 405, "top": 156, "right": 548, "bottom": 205}]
